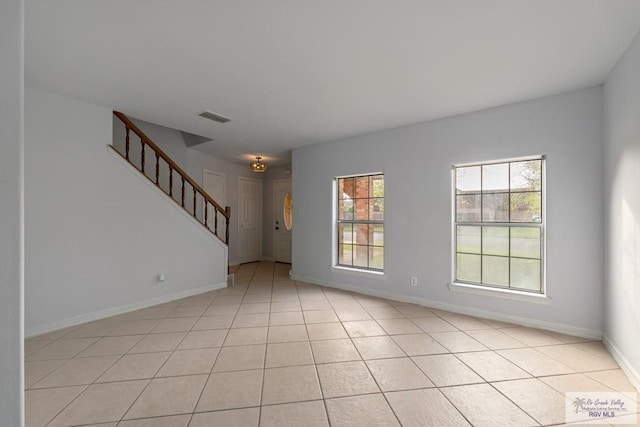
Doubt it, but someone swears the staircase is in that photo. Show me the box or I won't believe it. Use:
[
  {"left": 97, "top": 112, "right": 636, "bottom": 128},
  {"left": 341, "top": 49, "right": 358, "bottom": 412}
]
[{"left": 112, "top": 111, "right": 230, "bottom": 244}]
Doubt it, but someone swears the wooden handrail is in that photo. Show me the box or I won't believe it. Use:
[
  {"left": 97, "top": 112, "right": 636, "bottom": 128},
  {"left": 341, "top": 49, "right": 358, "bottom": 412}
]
[
  {"left": 114, "top": 112, "right": 229, "bottom": 218},
  {"left": 112, "top": 111, "right": 231, "bottom": 244}
]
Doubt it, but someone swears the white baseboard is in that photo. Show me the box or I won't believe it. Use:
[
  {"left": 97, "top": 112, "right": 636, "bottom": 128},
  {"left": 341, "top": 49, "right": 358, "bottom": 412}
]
[
  {"left": 26, "top": 282, "right": 227, "bottom": 338},
  {"left": 603, "top": 335, "right": 640, "bottom": 392},
  {"left": 291, "top": 273, "right": 601, "bottom": 340}
]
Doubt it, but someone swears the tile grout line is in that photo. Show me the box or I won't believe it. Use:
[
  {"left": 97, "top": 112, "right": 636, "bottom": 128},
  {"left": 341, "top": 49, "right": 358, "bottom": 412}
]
[
  {"left": 26, "top": 262, "right": 636, "bottom": 426},
  {"left": 40, "top": 335, "right": 136, "bottom": 425},
  {"left": 124, "top": 295, "right": 219, "bottom": 421},
  {"left": 176, "top": 291, "right": 231, "bottom": 425},
  {"left": 257, "top": 261, "right": 274, "bottom": 426},
  {"left": 115, "top": 294, "right": 217, "bottom": 424},
  {"left": 338, "top": 292, "right": 403, "bottom": 426}
]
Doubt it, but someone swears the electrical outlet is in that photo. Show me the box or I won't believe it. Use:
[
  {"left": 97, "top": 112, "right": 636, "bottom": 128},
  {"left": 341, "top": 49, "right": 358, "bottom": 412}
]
[
  {"left": 157, "top": 273, "right": 166, "bottom": 285},
  {"left": 410, "top": 276, "right": 418, "bottom": 287}
]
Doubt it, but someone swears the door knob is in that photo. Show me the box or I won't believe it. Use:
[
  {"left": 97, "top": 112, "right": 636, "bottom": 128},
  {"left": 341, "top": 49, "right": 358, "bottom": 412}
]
[{"left": 275, "top": 227, "right": 280, "bottom": 230}]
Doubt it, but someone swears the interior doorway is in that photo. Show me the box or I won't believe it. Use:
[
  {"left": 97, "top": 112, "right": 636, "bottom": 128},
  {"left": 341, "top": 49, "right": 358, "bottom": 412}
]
[{"left": 238, "top": 176, "right": 262, "bottom": 263}]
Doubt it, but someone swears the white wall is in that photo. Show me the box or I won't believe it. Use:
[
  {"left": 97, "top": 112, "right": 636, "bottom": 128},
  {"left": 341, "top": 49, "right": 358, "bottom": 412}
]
[
  {"left": 603, "top": 30, "right": 640, "bottom": 388},
  {"left": 25, "top": 87, "right": 228, "bottom": 336},
  {"left": 112, "top": 116, "right": 265, "bottom": 266},
  {"left": 186, "top": 149, "right": 262, "bottom": 266},
  {"left": 293, "top": 87, "right": 604, "bottom": 336},
  {"left": 132, "top": 119, "right": 188, "bottom": 168},
  {"left": 0, "top": 0, "right": 24, "bottom": 423}
]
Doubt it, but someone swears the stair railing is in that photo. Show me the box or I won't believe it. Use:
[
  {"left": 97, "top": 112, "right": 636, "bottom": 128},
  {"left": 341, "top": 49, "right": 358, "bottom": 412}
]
[{"left": 112, "top": 111, "right": 230, "bottom": 244}]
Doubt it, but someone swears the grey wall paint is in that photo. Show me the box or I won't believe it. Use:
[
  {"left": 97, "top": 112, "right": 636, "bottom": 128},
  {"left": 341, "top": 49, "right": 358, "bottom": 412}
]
[
  {"left": 603, "top": 30, "right": 640, "bottom": 388},
  {"left": 112, "top": 116, "right": 265, "bottom": 265},
  {"left": 113, "top": 118, "right": 192, "bottom": 208},
  {"left": 0, "top": 0, "right": 24, "bottom": 424},
  {"left": 293, "top": 87, "right": 604, "bottom": 334},
  {"left": 133, "top": 119, "right": 188, "bottom": 168},
  {"left": 186, "top": 149, "right": 262, "bottom": 265},
  {"left": 25, "top": 88, "right": 227, "bottom": 335},
  {"left": 113, "top": 114, "right": 296, "bottom": 265}
]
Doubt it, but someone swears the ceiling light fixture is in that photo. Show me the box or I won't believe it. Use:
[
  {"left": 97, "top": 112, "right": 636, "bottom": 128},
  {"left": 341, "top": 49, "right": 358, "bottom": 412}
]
[{"left": 250, "top": 156, "right": 268, "bottom": 173}]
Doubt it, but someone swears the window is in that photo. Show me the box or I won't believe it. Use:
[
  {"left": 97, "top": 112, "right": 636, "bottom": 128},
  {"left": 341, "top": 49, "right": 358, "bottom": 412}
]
[
  {"left": 453, "top": 157, "right": 544, "bottom": 293},
  {"left": 336, "top": 174, "right": 384, "bottom": 271}
]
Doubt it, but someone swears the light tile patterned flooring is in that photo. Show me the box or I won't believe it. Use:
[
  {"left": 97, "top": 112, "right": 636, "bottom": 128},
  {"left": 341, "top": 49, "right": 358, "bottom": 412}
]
[{"left": 25, "top": 262, "right": 638, "bottom": 426}]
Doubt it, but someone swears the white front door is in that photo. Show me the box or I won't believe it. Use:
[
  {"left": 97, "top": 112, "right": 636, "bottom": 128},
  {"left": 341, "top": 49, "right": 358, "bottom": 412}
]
[
  {"left": 238, "top": 177, "right": 262, "bottom": 263},
  {"left": 202, "top": 170, "right": 226, "bottom": 235},
  {"left": 273, "top": 179, "right": 292, "bottom": 264}
]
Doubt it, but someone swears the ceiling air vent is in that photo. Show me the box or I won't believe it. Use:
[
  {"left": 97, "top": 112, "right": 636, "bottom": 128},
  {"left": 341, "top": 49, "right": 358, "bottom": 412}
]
[{"left": 198, "top": 110, "right": 231, "bottom": 124}]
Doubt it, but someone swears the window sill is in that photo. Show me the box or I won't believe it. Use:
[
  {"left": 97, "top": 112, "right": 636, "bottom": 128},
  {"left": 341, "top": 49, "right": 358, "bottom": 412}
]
[
  {"left": 332, "top": 266, "right": 385, "bottom": 280},
  {"left": 448, "top": 282, "right": 550, "bottom": 304}
]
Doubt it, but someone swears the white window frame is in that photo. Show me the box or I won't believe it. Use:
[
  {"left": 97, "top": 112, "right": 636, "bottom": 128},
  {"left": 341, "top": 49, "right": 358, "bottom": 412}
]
[
  {"left": 450, "top": 155, "right": 547, "bottom": 299},
  {"left": 334, "top": 173, "right": 385, "bottom": 273}
]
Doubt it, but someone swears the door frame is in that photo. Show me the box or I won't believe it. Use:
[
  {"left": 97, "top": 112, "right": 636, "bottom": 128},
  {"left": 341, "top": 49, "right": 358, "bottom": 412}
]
[
  {"left": 202, "top": 169, "right": 226, "bottom": 206},
  {"left": 272, "top": 178, "right": 292, "bottom": 263},
  {"left": 238, "top": 176, "right": 263, "bottom": 264}
]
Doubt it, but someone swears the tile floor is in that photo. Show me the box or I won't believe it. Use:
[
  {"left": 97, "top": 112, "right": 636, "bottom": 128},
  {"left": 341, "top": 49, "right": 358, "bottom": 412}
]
[{"left": 25, "top": 262, "right": 639, "bottom": 426}]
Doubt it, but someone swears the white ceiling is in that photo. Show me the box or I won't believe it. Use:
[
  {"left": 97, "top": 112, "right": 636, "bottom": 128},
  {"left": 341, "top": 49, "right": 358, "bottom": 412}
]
[{"left": 25, "top": 1, "right": 640, "bottom": 166}]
